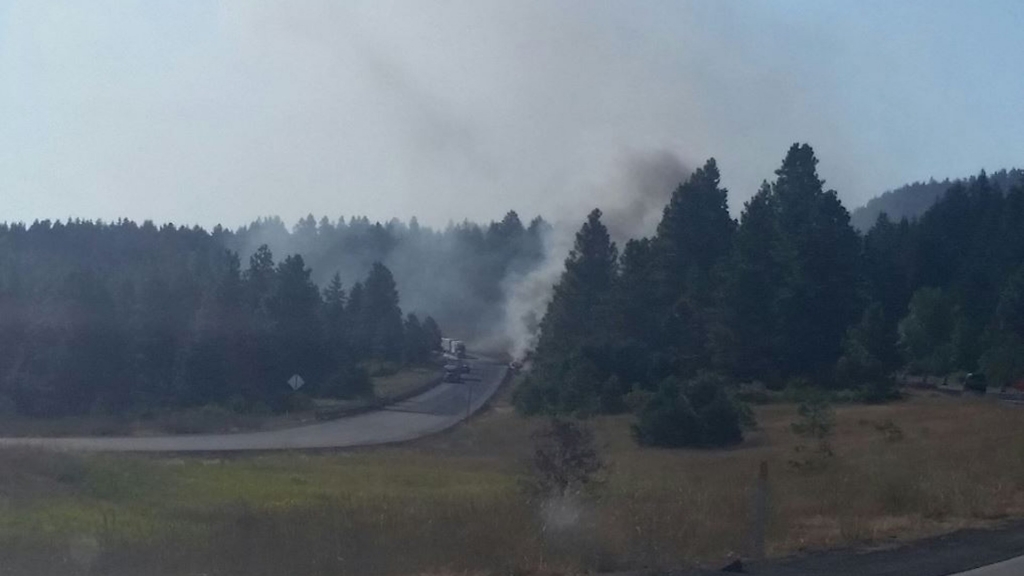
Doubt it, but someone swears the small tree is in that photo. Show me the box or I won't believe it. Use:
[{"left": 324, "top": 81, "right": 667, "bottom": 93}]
[
  {"left": 898, "top": 287, "right": 957, "bottom": 374},
  {"left": 789, "top": 393, "right": 835, "bottom": 472},
  {"left": 837, "top": 302, "right": 901, "bottom": 402},
  {"left": 631, "top": 377, "right": 702, "bottom": 448},
  {"left": 529, "top": 418, "right": 604, "bottom": 498}
]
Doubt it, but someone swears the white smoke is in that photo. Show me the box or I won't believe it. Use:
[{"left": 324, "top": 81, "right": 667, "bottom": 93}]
[
  {"left": 500, "top": 224, "right": 574, "bottom": 360},
  {"left": 498, "top": 150, "right": 692, "bottom": 360}
]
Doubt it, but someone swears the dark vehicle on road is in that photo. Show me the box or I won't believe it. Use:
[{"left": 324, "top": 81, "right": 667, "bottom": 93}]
[{"left": 964, "top": 373, "right": 988, "bottom": 394}]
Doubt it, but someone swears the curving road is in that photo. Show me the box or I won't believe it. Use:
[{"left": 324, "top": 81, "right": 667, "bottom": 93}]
[{"left": 0, "top": 356, "right": 507, "bottom": 452}]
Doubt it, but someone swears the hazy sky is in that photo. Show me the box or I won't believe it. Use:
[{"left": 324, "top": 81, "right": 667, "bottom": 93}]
[{"left": 1, "top": 1, "right": 1022, "bottom": 229}]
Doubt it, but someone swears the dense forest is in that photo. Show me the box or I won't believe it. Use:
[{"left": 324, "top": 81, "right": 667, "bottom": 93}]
[
  {"left": 850, "top": 168, "right": 1024, "bottom": 231},
  {"left": 0, "top": 211, "right": 548, "bottom": 417},
  {"left": 516, "top": 144, "right": 1024, "bottom": 447},
  {"left": 4, "top": 143, "right": 1023, "bottom": 438},
  {"left": 225, "top": 211, "right": 548, "bottom": 345}
]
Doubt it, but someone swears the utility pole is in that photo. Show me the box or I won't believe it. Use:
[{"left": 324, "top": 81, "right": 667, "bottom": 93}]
[{"left": 465, "top": 380, "right": 473, "bottom": 419}]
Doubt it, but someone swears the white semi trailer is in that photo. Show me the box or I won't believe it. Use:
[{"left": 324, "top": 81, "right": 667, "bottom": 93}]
[
  {"left": 451, "top": 340, "right": 466, "bottom": 358},
  {"left": 440, "top": 337, "right": 466, "bottom": 358}
]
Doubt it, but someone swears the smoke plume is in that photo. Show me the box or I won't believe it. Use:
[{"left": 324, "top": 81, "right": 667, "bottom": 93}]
[{"left": 498, "top": 151, "right": 691, "bottom": 359}]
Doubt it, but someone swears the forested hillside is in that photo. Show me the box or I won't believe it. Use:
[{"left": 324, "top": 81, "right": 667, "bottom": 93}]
[
  {"left": 0, "top": 222, "right": 446, "bottom": 417},
  {"left": 516, "top": 144, "right": 1024, "bottom": 448},
  {"left": 850, "top": 168, "right": 1024, "bottom": 231}
]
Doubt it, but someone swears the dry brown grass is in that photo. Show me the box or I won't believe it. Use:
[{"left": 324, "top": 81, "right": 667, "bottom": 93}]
[
  {"left": 410, "top": 389, "right": 1024, "bottom": 567},
  {"left": 3, "top": 389, "right": 1024, "bottom": 575},
  {"left": 372, "top": 365, "right": 443, "bottom": 398}
]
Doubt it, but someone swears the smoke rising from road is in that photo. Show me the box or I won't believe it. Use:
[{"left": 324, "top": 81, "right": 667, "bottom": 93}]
[
  {"left": 497, "top": 151, "right": 691, "bottom": 359},
  {"left": 225, "top": 150, "right": 691, "bottom": 359}
]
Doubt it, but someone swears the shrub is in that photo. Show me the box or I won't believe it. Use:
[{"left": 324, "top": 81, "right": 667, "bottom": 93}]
[
  {"left": 874, "top": 419, "right": 905, "bottom": 443},
  {"left": 860, "top": 377, "right": 902, "bottom": 404},
  {"left": 598, "top": 376, "right": 629, "bottom": 414},
  {"left": 631, "top": 373, "right": 746, "bottom": 448},
  {"left": 631, "top": 378, "right": 702, "bottom": 448},
  {"left": 789, "top": 394, "right": 836, "bottom": 472},
  {"left": 699, "top": 391, "right": 744, "bottom": 445},
  {"left": 322, "top": 366, "right": 373, "bottom": 399},
  {"left": 622, "top": 385, "right": 653, "bottom": 413},
  {"left": 790, "top": 394, "right": 835, "bottom": 439},
  {"left": 160, "top": 404, "right": 233, "bottom": 434},
  {"left": 735, "top": 382, "right": 775, "bottom": 404},
  {"left": 285, "top": 392, "right": 315, "bottom": 412}
]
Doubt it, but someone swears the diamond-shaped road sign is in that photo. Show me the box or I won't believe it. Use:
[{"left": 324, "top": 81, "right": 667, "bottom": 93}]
[{"left": 287, "top": 374, "right": 305, "bottom": 391}]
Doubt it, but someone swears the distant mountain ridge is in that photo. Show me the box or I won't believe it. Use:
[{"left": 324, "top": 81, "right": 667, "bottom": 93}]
[{"left": 851, "top": 168, "right": 1024, "bottom": 231}]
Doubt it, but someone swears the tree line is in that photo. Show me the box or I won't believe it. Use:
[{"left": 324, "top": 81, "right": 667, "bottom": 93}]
[
  {"left": 515, "top": 144, "right": 1024, "bottom": 447},
  {"left": 850, "top": 168, "right": 1023, "bottom": 231},
  {"left": 0, "top": 220, "right": 440, "bottom": 417},
  {"left": 225, "top": 210, "right": 548, "bottom": 345}
]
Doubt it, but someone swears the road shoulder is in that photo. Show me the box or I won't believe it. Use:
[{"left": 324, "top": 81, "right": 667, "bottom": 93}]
[{"left": 666, "top": 520, "right": 1024, "bottom": 575}]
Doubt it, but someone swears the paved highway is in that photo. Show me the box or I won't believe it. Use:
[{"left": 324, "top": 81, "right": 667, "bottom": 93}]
[
  {"left": 0, "top": 356, "right": 507, "bottom": 452},
  {"left": 952, "top": 556, "right": 1024, "bottom": 576}
]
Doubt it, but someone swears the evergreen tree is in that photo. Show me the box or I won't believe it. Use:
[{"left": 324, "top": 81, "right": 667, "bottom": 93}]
[
  {"left": 725, "top": 183, "right": 782, "bottom": 382},
  {"left": 346, "top": 281, "right": 369, "bottom": 360},
  {"left": 363, "top": 262, "right": 404, "bottom": 362},
  {"left": 322, "top": 272, "right": 348, "bottom": 363},
  {"left": 270, "top": 255, "right": 323, "bottom": 392},
  {"left": 402, "top": 313, "right": 429, "bottom": 364},
  {"left": 771, "top": 144, "right": 863, "bottom": 378},
  {"left": 654, "top": 158, "right": 735, "bottom": 292},
  {"left": 515, "top": 209, "right": 618, "bottom": 414},
  {"left": 244, "top": 244, "right": 276, "bottom": 313},
  {"left": 421, "top": 316, "right": 442, "bottom": 352},
  {"left": 650, "top": 158, "right": 736, "bottom": 378},
  {"left": 536, "top": 209, "right": 618, "bottom": 358}
]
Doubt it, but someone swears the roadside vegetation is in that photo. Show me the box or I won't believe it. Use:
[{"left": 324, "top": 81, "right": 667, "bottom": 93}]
[
  {"left": 3, "top": 386, "right": 1024, "bottom": 576},
  {"left": 0, "top": 364, "right": 442, "bottom": 438}
]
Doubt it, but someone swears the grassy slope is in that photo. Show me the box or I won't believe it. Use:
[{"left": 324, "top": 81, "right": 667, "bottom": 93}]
[{"left": 3, "top": 388, "right": 1024, "bottom": 575}]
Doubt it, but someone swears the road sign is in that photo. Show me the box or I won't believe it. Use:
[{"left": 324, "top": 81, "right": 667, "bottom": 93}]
[{"left": 287, "top": 374, "right": 305, "bottom": 391}]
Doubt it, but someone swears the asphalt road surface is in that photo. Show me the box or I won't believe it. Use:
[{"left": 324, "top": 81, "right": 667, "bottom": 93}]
[
  {"left": 953, "top": 555, "right": 1024, "bottom": 576},
  {"left": 0, "top": 356, "right": 507, "bottom": 452},
  {"left": 674, "top": 520, "right": 1024, "bottom": 576}
]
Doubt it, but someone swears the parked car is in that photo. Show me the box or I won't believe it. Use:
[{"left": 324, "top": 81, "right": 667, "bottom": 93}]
[{"left": 963, "top": 372, "right": 988, "bottom": 394}]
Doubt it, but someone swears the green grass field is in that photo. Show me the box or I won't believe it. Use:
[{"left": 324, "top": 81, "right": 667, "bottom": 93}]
[{"left": 3, "top": 384, "right": 1024, "bottom": 575}]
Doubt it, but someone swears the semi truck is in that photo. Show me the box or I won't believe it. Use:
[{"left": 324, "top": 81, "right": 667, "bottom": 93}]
[{"left": 440, "top": 337, "right": 466, "bottom": 358}]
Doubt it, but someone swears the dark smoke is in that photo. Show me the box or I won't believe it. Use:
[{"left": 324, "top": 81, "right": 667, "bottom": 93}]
[{"left": 224, "top": 150, "right": 691, "bottom": 359}]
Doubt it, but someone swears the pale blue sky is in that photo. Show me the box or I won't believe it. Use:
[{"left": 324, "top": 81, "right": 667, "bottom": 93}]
[{"left": 0, "top": 1, "right": 1022, "bottom": 229}]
